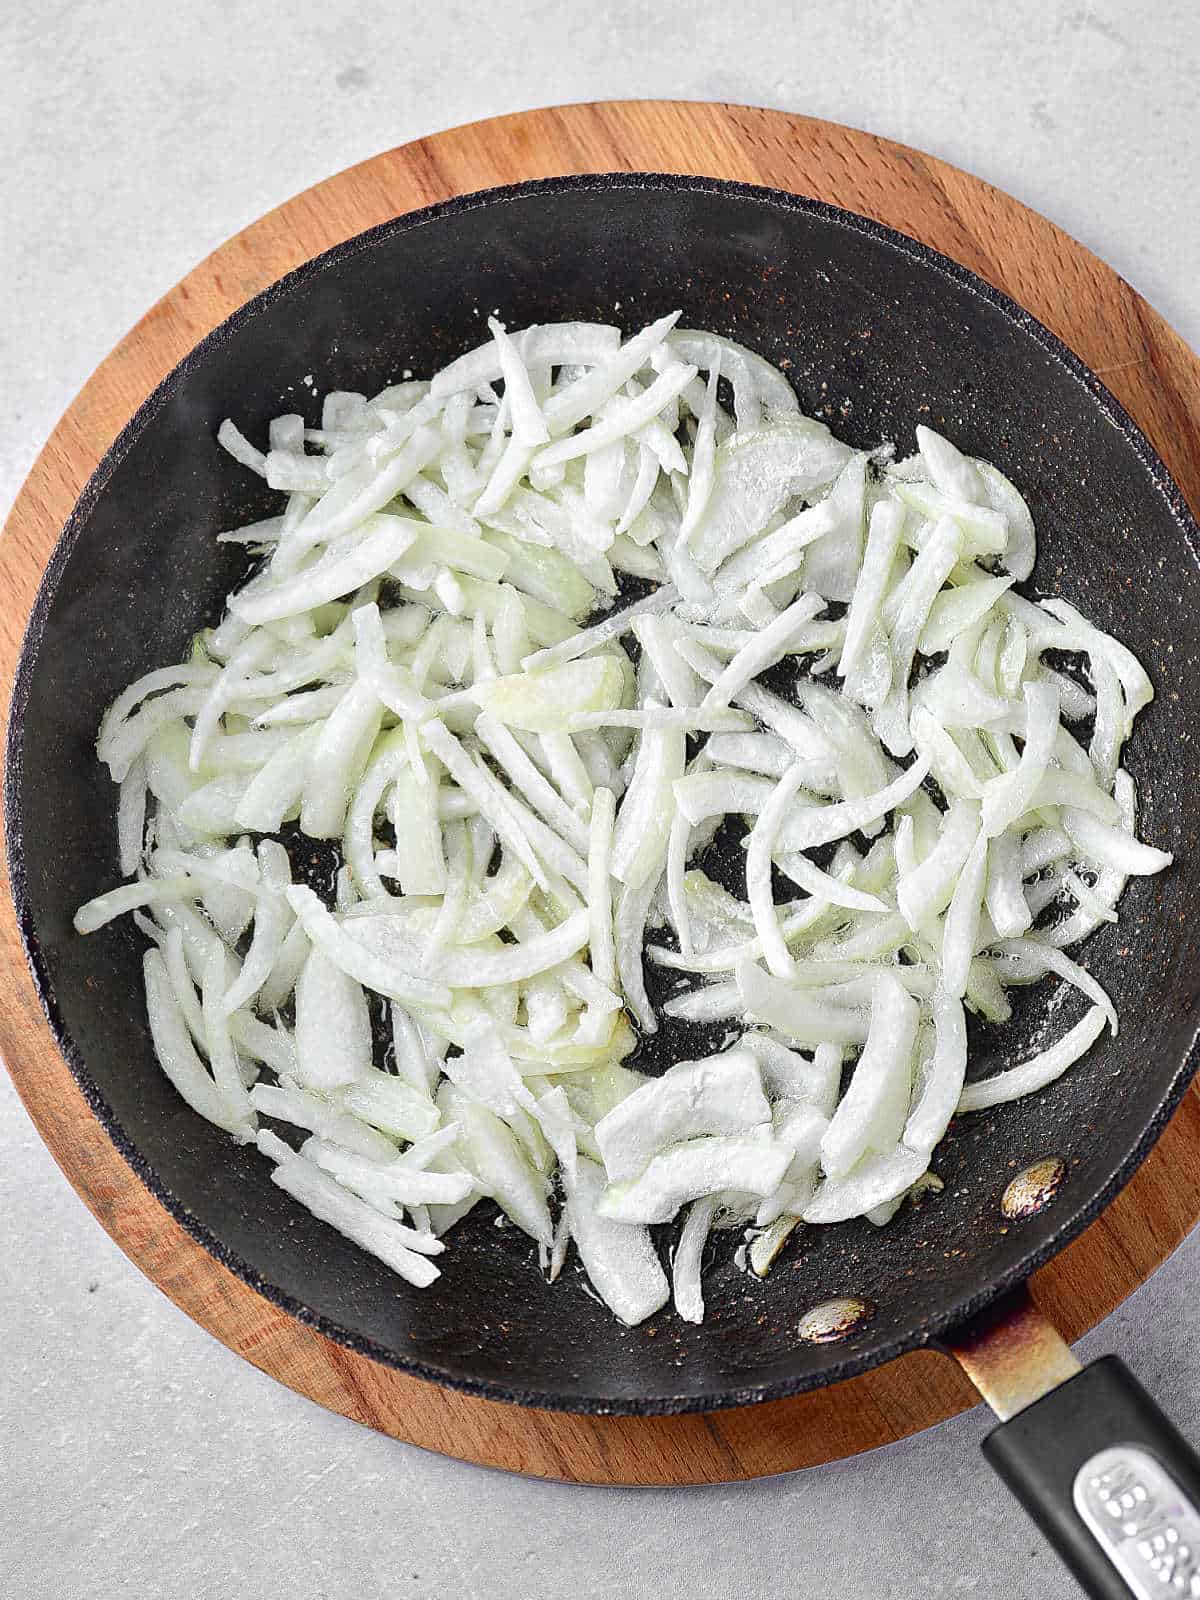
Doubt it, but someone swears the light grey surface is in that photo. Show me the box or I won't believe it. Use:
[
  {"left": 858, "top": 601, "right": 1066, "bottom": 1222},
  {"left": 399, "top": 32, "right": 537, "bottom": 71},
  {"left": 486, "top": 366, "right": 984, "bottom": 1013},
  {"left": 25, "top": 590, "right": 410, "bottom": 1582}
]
[{"left": 2, "top": 2, "right": 1198, "bottom": 1596}]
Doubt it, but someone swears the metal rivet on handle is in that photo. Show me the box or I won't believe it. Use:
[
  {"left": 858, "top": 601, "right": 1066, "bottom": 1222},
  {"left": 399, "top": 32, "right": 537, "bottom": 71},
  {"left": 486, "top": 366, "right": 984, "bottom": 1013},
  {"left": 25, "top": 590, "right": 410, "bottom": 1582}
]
[
  {"left": 797, "top": 1296, "right": 875, "bottom": 1344},
  {"left": 1001, "top": 1156, "right": 1066, "bottom": 1221}
]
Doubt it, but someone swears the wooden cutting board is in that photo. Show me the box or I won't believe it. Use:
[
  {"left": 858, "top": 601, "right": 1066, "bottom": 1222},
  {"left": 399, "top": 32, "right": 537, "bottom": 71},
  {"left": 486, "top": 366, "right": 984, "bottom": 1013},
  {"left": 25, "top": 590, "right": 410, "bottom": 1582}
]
[{"left": 4, "top": 100, "right": 1200, "bottom": 1486}]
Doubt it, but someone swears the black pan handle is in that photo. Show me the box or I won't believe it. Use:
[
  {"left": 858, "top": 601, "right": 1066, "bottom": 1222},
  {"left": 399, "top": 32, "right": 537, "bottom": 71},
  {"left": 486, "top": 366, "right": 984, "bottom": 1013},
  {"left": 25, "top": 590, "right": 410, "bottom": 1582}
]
[
  {"left": 946, "top": 1293, "right": 1200, "bottom": 1599},
  {"left": 983, "top": 1357, "right": 1200, "bottom": 1598}
]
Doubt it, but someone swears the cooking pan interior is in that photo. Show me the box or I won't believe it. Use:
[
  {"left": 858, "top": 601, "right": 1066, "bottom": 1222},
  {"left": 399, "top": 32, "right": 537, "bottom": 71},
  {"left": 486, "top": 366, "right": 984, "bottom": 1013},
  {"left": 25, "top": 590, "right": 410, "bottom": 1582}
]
[{"left": 9, "top": 176, "right": 1200, "bottom": 1413}]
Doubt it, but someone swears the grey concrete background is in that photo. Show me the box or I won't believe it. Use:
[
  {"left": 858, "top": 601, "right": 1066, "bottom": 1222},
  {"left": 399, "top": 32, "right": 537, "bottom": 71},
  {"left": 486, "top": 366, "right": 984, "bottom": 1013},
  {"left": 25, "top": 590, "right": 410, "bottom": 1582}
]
[{"left": 2, "top": 2, "right": 1198, "bottom": 1595}]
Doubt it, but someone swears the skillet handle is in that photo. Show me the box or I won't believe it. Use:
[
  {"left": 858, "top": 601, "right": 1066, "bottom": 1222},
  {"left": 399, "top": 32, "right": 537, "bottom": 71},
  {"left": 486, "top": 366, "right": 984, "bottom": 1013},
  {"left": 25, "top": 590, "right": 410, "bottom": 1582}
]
[{"left": 982, "top": 1355, "right": 1200, "bottom": 1598}]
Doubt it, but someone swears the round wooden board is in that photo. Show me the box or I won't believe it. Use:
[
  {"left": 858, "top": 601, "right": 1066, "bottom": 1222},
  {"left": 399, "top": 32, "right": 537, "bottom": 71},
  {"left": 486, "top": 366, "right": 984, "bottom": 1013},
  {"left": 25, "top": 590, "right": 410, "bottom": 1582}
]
[{"left": 4, "top": 100, "right": 1200, "bottom": 1487}]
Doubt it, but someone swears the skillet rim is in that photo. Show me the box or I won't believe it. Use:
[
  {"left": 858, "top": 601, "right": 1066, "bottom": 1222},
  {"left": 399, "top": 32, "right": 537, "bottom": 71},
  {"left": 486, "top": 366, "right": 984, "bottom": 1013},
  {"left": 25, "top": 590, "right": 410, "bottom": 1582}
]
[{"left": 6, "top": 169, "right": 1200, "bottom": 1416}]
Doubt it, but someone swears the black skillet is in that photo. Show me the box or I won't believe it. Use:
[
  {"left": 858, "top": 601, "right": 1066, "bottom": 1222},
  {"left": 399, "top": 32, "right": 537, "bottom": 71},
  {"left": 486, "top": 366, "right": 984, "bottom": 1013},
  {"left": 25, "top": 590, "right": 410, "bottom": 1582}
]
[{"left": 8, "top": 175, "right": 1200, "bottom": 1597}]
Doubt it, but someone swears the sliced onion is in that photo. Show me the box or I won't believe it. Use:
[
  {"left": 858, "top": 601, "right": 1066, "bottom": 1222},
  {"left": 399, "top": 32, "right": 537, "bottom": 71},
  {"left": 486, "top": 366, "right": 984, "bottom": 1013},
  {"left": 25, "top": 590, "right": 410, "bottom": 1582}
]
[
  {"left": 598, "top": 1135, "right": 792, "bottom": 1225},
  {"left": 958, "top": 1005, "right": 1109, "bottom": 1111},
  {"left": 819, "top": 975, "right": 918, "bottom": 1178},
  {"left": 564, "top": 1157, "right": 669, "bottom": 1326},
  {"left": 672, "top": 1195, "right": 719, "bottom": 1323},
  {"left": 595, "top": 1051, "right": 770, "bottom": 1183},
  {"left": 84, "top": 317, "right": 1169, "bottom": 1330},
  {"left": 260, "top": 1130, "right": 440, "bottom": 1287}
]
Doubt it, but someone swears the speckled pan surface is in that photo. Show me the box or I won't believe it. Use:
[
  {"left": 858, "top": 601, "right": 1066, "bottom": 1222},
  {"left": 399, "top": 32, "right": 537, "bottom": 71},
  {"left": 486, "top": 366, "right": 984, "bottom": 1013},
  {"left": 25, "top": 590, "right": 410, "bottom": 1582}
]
[{"left": 8, "top": 174, "right": 1200, "bottom": 1414}]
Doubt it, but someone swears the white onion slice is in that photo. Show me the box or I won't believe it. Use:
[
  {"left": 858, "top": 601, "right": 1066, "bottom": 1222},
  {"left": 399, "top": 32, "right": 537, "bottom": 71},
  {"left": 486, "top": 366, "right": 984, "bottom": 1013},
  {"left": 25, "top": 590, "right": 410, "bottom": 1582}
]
[
  {"left": 249, "top": 1083, "right": 397, "bottom": 1163},
  {"left": 820, "top": 975, "right": 918, "bottom": 1178},
  {"left": 260, "top": 1130, "right": 440, "bottom": 1287},
  {"left": 610, "top": 723, "right": 685, "bottom": 889},
  {"left": 980, "top": 681, "right": 1060, "bottom": 836},
  {"left": 342, "top": 1068, "right": 441, "bottom": 1143},
  {"left": 672, "top": 1195, "right": 719, "bottom": 1324},
  {"left": 595, "top": 1052, "right": 770, "bottom": 1183},
  {"left": 737, "top": 961, "right": 871, "bottom": 1046},
  {"left": 1063, "top": 806, "right": 1172, "bottom": 876},
  {"left": 838, "top": 499, "right": 905, "bottom": 697},
  {"left": 598, "top": 1135, "right": 791, "bottom": 1225},
  {"left": 903, "top": 988, "right": 968, "bottom": 1157},
  {"left": 958, "top": 1006, "right": 1109, "bottom": 1111},
  {"left": 804, "top": 1146, "right": 929, "bottom": 1224},
  {"left": 941, "top": 829, "right": 988, "bottom": 999},
  {"left": 144, "top": 949, "right": 250, "bottom": 1135},
  {"left": 293, "top": 946, "right": 372, "bottom": 1091},
  {"left": 564, "top": 1157, "right": 669, "bottom": 1326},
  {"left": 300, "top": 1137, "right": 465, "bottom": 1221}
]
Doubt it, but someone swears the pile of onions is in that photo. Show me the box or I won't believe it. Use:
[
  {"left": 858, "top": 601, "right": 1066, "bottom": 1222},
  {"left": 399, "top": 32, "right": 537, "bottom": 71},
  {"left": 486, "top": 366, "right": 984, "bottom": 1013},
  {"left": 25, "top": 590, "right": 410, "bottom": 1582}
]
[{"left": 76, "top": 313, "right": 1171, "bottom": 1324}]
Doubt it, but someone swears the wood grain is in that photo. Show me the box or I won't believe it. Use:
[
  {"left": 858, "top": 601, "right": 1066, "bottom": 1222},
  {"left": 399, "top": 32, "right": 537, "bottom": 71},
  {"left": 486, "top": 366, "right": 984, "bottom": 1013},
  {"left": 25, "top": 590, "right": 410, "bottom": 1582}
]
[{"left": 2, "top": 100, "right": 1199, "bottom": 1486}]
